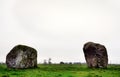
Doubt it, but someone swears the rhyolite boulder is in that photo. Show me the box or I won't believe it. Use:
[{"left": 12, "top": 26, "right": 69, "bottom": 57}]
[
  {"left": 6, "top": 45, "right": 37, "bottom": 69},
  {"left": 83, "top": 42, "right": 108, "bottom": 68}
]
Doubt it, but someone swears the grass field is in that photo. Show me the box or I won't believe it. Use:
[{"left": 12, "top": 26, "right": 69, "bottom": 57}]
[{"left": 0, "top": 64, "right": 120, "bottom": 77}]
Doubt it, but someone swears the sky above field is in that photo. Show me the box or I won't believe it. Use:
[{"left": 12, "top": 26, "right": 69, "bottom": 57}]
[{"left": 0, "top": 0, "right": 120, "bottom": 64}]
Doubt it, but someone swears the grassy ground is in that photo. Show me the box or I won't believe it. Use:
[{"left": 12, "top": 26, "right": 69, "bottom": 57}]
[{"left": 0, "top": 64, "right": 120, "bottom": 77}]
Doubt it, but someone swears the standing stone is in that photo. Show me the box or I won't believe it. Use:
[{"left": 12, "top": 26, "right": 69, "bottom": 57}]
[
  {"left": 6, "top": 45, "right": 37, "bottom": 69},
  {"left": 83, "top": 42, "right": 108, "bottom": 68}
]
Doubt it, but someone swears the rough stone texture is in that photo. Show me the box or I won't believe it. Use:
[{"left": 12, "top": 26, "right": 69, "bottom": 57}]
[
  {"left": 83, "top": 42, "right": 108, "bottom": 68},
  {"left": 6, "top": 45, "right": 37, "bottom": 69}
]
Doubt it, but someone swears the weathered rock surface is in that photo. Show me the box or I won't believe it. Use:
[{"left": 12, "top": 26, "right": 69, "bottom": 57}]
[
  {"left": 6, "top": 45, "right": 37, "bottom": 69},
  {"left": 83, "top": 42, "right": 108, "bottom": 68}
]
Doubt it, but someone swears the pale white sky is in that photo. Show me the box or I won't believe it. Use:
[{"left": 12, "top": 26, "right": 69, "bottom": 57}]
[{"left": 0, "top": 0, "right": 120, "bottom": 64}]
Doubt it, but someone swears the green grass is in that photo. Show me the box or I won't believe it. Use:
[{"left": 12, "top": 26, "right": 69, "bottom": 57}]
[{"left": 0, "top": 64, "right": 120, "bottom": 77}]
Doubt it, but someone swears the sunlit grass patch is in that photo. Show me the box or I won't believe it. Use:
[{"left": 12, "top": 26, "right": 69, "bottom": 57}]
[{"left": 0, "top": 64, "right": 120, "bottom": 77}]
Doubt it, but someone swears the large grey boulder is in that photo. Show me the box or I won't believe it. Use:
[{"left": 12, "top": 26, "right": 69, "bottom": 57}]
[
  {"left": 83, "top": 42, "right": 108, "bottom": 68},
  {"left": 6, "top": 45, "right": 37, "bottom": 69}
]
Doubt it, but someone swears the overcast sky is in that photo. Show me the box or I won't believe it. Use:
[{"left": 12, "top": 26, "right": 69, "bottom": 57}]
[{"left": 0, "top": 0, "right": 120, "bottom": 64}]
